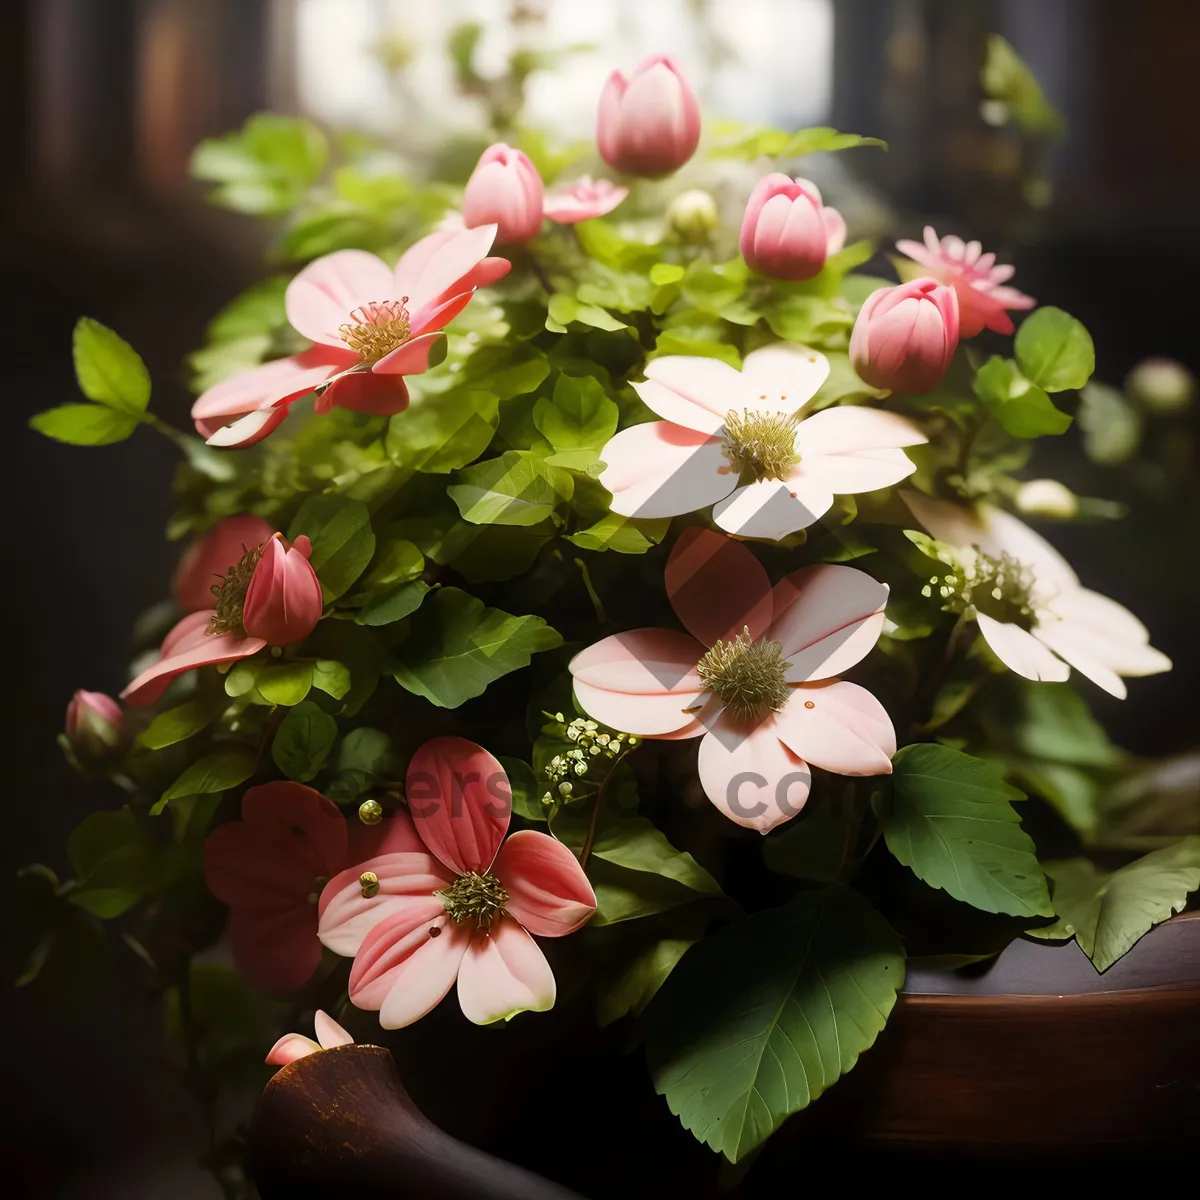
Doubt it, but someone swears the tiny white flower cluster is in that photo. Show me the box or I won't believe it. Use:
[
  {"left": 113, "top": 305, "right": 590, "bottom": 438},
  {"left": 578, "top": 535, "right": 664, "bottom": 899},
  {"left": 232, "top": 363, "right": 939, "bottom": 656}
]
[{"left": 541, "top": 714, "right": 637, "bottom": 807}]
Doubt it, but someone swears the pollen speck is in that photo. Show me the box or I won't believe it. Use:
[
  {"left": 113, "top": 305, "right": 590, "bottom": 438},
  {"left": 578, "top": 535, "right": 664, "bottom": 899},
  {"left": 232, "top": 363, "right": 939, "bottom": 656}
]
[{"left": 804, "top": 700, "right": 815, "bottom": 709}]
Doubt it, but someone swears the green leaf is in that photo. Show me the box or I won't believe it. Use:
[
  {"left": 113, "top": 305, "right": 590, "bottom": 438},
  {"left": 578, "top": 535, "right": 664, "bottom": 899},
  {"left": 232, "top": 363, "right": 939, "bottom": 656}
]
[
  {"left": 271, "top": 700, "right": 337, "bottom": 782},
  {"left": 392, "top": 587, "right": 562, "bottom": 709},
  {"left": 597, "top": 932, "right": 702, "bottom": 1026},
  {"left": 645, "top": 886, "right": 904, "bottom": 1162},
  {"left": 1028, "top": 839, "right": 1200, "bottom": 970},
  {"left": 448, "top": 450, "right": 574, "bottom": 527},
  {"left": 649, "top": 263, "right": 686, "bottom": 286},
  {"left": 1013, "top": 307, "right": 1095, "bottom": 393},
  {"left": 885, "top": 744, "right": 1051, "bottom": 917},
  {"left": 712, "top": 124, "right": 886, "bottom": 160},
  {"left": 762, "top": 800, "right": 851, "bottom": 883},
  {"left": 650, "top": 333, "right": 741, "bottom": 367},
  {"left": 1078, "top": 381, "right": 1143, "bottom": 465},
  {"left": 136, "top": 694, "right": 226, "bottom": 750},
  {"left": 67, "top": 808, "right": 159, "bottom": 919},
  {"left": 973, "top": 356, "right": 1071, "bottom": 437},
  {"left": 546, "top": 294, "right": 628, "bottom": 332},
  {"left": 355, "top": 580, "right": 431, "bottom": 627},
  {"left": 533, "top": 374, "right": 619, "bottom": 452},
  {"left": 287, "top": 495, "right": 375, "bottom": 601},
  {"left": 224, "top": 661, "right": 261, "bottom": 699},
  {"left": 499, "top": 757, "right": 547, "bottom": 822},
  {"left": 808, "top": 350, "right": 889, "bottom": 409},
  {"left": 158, "top": 749, "right": 258, "bottom": 813},
  {"left": 980, "top": 34, "right": 1066, "bottom": 140},
  {"left": 72, "top": 318, "right": 151, "bottom": 413},
  {"left": 29, "top": 404, "right": 140, "bottom": 446},
  {"left": 386, "top": 389, "right": 499, "bottom": 473},
  {"left": 311, "top": 659, "right": 353, "bottom": 700},
  {"left": 254, "top": 661, "right": 314, "bottom": 706},
  {"left": 336, "top": 727, "right": 397, "bottom": 776},
  {"left": 566, "top": 513, "right": 670, "bottom": 555},
  {"left": 1012, "top": 681, "right": 1119, "bottom": 767}
]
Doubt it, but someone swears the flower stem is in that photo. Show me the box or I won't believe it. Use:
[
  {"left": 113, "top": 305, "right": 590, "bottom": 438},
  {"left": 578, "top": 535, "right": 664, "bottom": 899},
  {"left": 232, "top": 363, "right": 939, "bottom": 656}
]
[{"left": 526, "top": 250, "right": 556, "bottom": 295}]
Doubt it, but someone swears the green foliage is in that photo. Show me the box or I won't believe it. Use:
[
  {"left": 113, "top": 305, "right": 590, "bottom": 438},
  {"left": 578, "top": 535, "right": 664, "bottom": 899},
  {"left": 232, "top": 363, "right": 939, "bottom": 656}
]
[
  {"left": 29, "top": 404, "right": 141, "bottom": 446},
  {"left": 67, "top": 808, "right": 168, "bottom": 919},
  {"left": 973, "top": 355, "right": 1071, "bottom": 436},
  {"left": 386, "top": 389, "right": 500, "bottom": 473},
  {"left": 1078, "top": 381, "right": 1143, "bottom": 465},
  {"left": 392, "top": 588, "right": 562, "bottom": 708},
  {"left": 534, "top": 374, "right": 619, "bottom": 458},
  {"left": 566, "top": 513, "right": 670, "bottom": 555},
  {"left": 288, "top": 495, "right": 375, "bottom": 601},
  {"left": 157, "top": 750, "right": 258, "bottom": 815},
  {"left": 712, "top": 124, "right": 886, "bottom": 160},
  {"left": 645, "top": 886, "right": 904, "bottom": 1162},
  {"left": 885, "top": 744, "right": 1052, "bottom": 917},
  {"left": 448, "top": 451, "right": 574, "bottom": 527},
  {"left": 596, "top": 923, "right": 705, "bottom": 1027},
  {"left": 272, "top": 700, "right": 338, "bottom": 782},
  {"left": 1029, "top": 839, "right": 1200, "bottom": 970},
  {"left": 137, "top": 694, "right": 228, "bottom": 750},
  {"left": 980, "top": 35, "right": 1066, "bottom": 140},
  {"left": 1013, "top": 307, "right": 1095, "bottom": 393},
  {"left": 188, "top": 276, "right": 295, "bottom": 392}
]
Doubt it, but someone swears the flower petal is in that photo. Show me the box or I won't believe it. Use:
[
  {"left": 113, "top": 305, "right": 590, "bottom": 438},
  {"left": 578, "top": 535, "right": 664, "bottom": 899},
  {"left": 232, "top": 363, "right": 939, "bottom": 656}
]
[
  {"left": 229, "top": 907, "right": 322, "bottom": 995},
  {"left": 346, "top": 810, "right": 425, "bottom": 864},
  {"left": 570, "top": 628, "right": 704, "bottom": 694},
  {"left": 635, "top": 356, "right": 746, "bottom": 434},
  {"left": 286, "top": 249, "right": 395, "bottom": 347},
  {"left": 191, "top": 351, "right": 343, "bottom": 430},
  {"left": 598, "top": 422, "right": 731, "bottom": 519},
  {"left": 712, "top": 477, "right": 833, "bottom": 540},
  {"left": 768, "top": 564, "right": 889, "bottom": 681},
  {"left": 372, "top": 331, "right": 448, "bottom": 377},
  {"left": 320, "top": 370, "right": 410, "bottom": 415},
  {"left": 695, "top": 711, "right": 812, "bottom": 833},
  {"left": 775, "top": 681, "right": 896, "bottom": 775},
  {"left": 983, "top": 508, "right": 1079, "bottom": 598},
  {"left": 1041, "top": 589, "right": 1172, "bottom": 677},
  {"left": 456, "top": 917, "right": 556, "bottom": 1025},
  {"left": 203, "top": 407, "right": 292, "bottom": 449},
  {"left": 406, "top": 737, "right": 511, "bottom": 875},
  {"left": 265, "top": 1033, "right": 322, "bottom": 1067},
  {"left": 794, "top": 406, "right": 927, "bottom": 453},
  {"left": 977, "top": 612, "right": 1070, "bottom": 683},
  {"left": 491, "top": 830, "right": 597, "bottom": 937},
  {"left": 665, "top": 527, "right": 774, "bottom": 644},
  {"left": 122, "top": 625, "right": 265, "bottom": 708},
  {"left": 794, "top": 446, "right": 919, "bottom": 495},
  {"left": 738, "top": 343, "right": 830, "bottom": 416},
  {"left": 394, "top": 224, "right": 500, "bottom": 317},
  {"left": 313, "top": 1010, "right": 354, "bottom": 1050}
]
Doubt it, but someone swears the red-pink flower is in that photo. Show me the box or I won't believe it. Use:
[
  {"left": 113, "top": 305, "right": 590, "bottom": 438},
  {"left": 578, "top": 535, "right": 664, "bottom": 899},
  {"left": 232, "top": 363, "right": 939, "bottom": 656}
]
[
  {"left": 740, "top": 174, "right": 846, "bottom": 281},
  {"left": 191, "top": 227, "right": 511, "bottom": 448},
  {"left": 850, "top": 278, "right": 960, "bottom": 393},
  {"left": 543, "top": 176, "right": 628, "bottom": 225},
  {"left": 65, "top": 690, "right": 124, "bottom": 759},
  {"left": 173, "top": 514, "right": 274, "bottom": 612},
  {"left": 895, "top": 226, "right": 1034, "bottom": 337},
  {"left": 318, "top": 737, "right": 597, "bottom": 1029},
  {"left": 569, "top": 529, "right": 896, "bottom": 834},
  {"left": 462, "top": 143, "right": 545, "bottom": 245},
  {"left": 597, "top": 54, "right": 701, "bottom": 177},
  {"left": 265, "top": 1010, "right": 354, "bottom": 1069},
  {"left": 204, "top": 783, "right": 420, "bottom": 995},
  {"left": 243, "top": 534, "right": 323, "bottom": 646}
]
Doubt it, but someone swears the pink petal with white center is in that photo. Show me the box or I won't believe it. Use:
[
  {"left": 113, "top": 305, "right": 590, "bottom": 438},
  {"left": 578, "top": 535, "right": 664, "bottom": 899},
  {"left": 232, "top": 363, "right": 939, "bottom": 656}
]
[
  {"left": 318, "top": 371, "right": 410, "bottom": 416},
  {"left": 1044, "top": 588, "right": 1171, "bottom": 676},
  {"left": 313, "top": 1010, "right": 354, "bottom": 1049},
  {"left": 977, "top": 612, "right": 1070, "bottom": 683},
  {"left": 598, "top": 422, "right": 731, "bottom": 519},
  {"left": 775, "top": 681, "right": 896, "bottom": 775},
  {"left": 229, "top": 906, "right": 323, "bottom": 995},
  {"left": 456, "top": 917, "right": 556, "bottom": 1025},
  {"left": 573, "top": 679, "right": 707, "bottom": 738},
  {"left": 350, "top": 910, "right": 470, "bottom": 1027},
  {"left": 406, "top": 737, "right": 511, "bottom": 876},
  {"left": 394, "top": 224, "right": 500, "bottom": 317},
  {"left": 768, "top": 564, "right": 889, "bottom": 680},
  {"left": 635, "top": 356, "right": 746, "bottom": 434},
  {"left": 491, "top": 830, "right": 597, "bottom": 937},
  {"left": 317, "top": 854, "right": 451, "bottom": 958},
  {"left": 695, "top": 710, "right": 812, "bottom": 833},
  {"left": 286, "top": 250, "right": 396, "bottom": 347},
  {"left": 712, "top": 477, "right": 834, "bottom": 540},
  {"left": 265, "top": 1033, "right": 322, "bottom": 1067},
  {"left": 738, "top": 343, "right": 831, "bottom": 416},
  {"left": 570, "top": 628, "right": 704, "bottom": 694},
  {"left": 665, "top": 527, "right": 774, "bottom": 644}
]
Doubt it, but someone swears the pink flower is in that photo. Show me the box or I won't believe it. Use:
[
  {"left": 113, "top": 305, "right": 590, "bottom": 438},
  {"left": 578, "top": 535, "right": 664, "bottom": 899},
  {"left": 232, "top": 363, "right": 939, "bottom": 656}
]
[
  {"left": 191, "top": 227, "right": 512, "bottom": 447},
  {"left": 895, "top": 227, "right": 1034, "bottom": 337},
  {"left": 598, "top": 344, "right": 927, "bottom": 541},
  {"left": 243, "top": 534, "right": 323, "bottom": 646},
  {"left": 65, "top": 690, "right": 124, "bottom": 759},
  {"left": 570, "top": 530, "right": 895, "bottom": 833},
  {"left": 543, "top": 176, "right": 628, "bottom": 225},
  {"left": 903, "top": 492, "right": 1171, "bottom": 698},
  {"left": 172, "top": 513, "right": 273, "bottom": 612},
  {"left": 462, "top": 144, "right": 545, "bottom": 244},
  {"left": 265, "top": 1010, "right": 354, "bottom": 1069},
  {"left": 318, "top": 737, "right": 597, "bottom": 1029},
  {"left": 204, "top": 782, "right": 420, "bottom": 995},
  {"left": 740, "top": 174, "right": 846, "bottom": 281},
  {"left": 597, "top": 54, "right": 701, "bottom": 177},
  {"left": 850, "top": 278, "right": 960, "bottom": 394}
]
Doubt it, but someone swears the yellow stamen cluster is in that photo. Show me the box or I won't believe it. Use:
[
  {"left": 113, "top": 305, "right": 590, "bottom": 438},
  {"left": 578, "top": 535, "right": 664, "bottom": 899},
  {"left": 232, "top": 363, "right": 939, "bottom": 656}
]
[
  {"left": 923, "top": 550, "right": 1037, "bottom": 627},
  {"left": 721, "top": 409, "right": 802, "bottom": 483},
  {"left": 437, "top": 871, "right": 509, "bottom": 931},
  {"left": 339, "top": 299, "right": 412, "bottom": 363},
  {"left": 697, "top": 626, "right": 790, "bottom": 724},
  {"left": 208, "top": 541, "right": 266, "bottom": 637}
]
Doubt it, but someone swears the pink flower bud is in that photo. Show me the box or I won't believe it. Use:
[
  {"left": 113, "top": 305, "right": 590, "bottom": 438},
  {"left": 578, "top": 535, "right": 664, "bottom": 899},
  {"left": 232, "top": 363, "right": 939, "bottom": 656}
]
[
  {"left": 739, "top": 174, "right": 846, "bottom": 281},
  {"left": 597, "top": 55, "right": 701, "bottom": 177},
  {"left": 850, "top": 278, "right": 961, "bottom": 394},
  {"left": 173, "top": 514, "right": 274, "bottom": 612},
  {"left": 65, "top": 690, "right": 125, "bottom": 760},
  {"left": 242, "top": 535, "right": 323, "bottom": 646},
  {"left": 462, "top": 144, "right": 545, "bottom": 245}
]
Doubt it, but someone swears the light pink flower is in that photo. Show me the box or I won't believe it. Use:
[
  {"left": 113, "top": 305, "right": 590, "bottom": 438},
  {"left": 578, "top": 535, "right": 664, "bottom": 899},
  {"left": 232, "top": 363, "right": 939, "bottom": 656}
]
[
  {"left": 172, "top": 513, "right": 274, "bottom": 612},
  {"left": 243, "top": 534, "right": 323, "bottom": 646},
  {"left": 318, "top": 737, "right": 597, "bottom": 1030},
  {"left": 266, "top": 1010, "right": 354, "bottom": 1069},
  {"left": 740, "top": 174, "right": 846, "bottom": 281},
  {"left": 543, "top": 176, "right": 628, "bottom": 225},
  {"left": 204, "top": 782, "right": 420, "bottom": 995},
  {"left": 570, "top": 529, "right": 896, "bottom": 833},
  {"left": 895, "top": 227, "right": 1034, "bottom": 337},
  {"left": 850, "top": 278, "right": 960, "bottom": 394},
  {"left": 598, "top": 344, "right": 927, "bottom": 541},
  {"left": 462, "top": 144, "right": 545, "bottom": 244},
  {"left": 191, "top": 227, "right": 511, "bottom": 447},
  {"left": 597, "top": 54, "right": 701, "bottom": 177},
  {"left": 904, "top": 492, "right": 1171, "bottom": 698}
]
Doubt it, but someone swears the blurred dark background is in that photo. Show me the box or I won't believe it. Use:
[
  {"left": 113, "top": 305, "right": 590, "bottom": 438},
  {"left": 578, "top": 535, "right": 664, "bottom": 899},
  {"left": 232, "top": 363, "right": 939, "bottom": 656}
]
[{"left": 2, "top": 1, "right": 1197, "bottom": 1196}]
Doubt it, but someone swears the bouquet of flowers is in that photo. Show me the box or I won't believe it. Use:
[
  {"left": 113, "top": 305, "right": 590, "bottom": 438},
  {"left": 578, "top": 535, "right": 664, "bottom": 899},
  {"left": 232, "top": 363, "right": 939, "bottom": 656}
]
[{"left": 24, "top": 36, "right": 1198, "bottom": 1189}]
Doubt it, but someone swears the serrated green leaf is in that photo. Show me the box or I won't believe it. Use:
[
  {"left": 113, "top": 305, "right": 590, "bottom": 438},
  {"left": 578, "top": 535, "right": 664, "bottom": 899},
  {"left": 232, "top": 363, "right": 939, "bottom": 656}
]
[
  {"left": 392, "top": 587, "right": 562, "bottom": 708},
  {"left": 158, "top": 750, "right": 258, "bottom": 812},
  {"left": 271, "top": 700, "right": 337, "bottom": 782},
  {"left": 287, "top": 495, "right": 375, "bottom": 600},
  {"left": 1014, "top": 307, "right": 1095, "bottom": 393},
  {"left": 1028, "top": 839, "right": 1200, "bottom": 970},
  {"left": 973, "top": 356, "right": 1071, "bottom": 436},
  {"left": 448, "top": 450, "right": 574, "bottom": 526},
  {"left": 29, "top": 404, "right": 140, "bottom": 446},
  {"left": 136, "top": 694, "right": 227, "bottom": 750},
  {"left": 886, "top": 743, "right": 1051, "bottom": 917},
  {"left": 72, "top": 318, "right": 151, "bottom": 414},
  {"left": 645, "top": 886, "right": 903, "bottom": 1162},
  {"left": 386, "top": 389, "right": 499, "bottom": 473}
]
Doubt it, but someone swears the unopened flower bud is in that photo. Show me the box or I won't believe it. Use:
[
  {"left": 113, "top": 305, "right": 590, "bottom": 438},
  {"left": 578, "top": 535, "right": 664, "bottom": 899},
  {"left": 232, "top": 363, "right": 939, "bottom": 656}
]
[
  {"left": 65, "top": 690, "right": 125, "bottom": 761},
  {"left": 1126, "top": 357, "right": 1195, "bottom": 415},
  {"left": 1015, "top": 479, "right": 1077, "bottom": 519},
  {"left": 667, "top": 189, "right": 720, "bottom": 242},
  {"left": 243, "top": 534, "right": 323, "bottom": 646}
]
